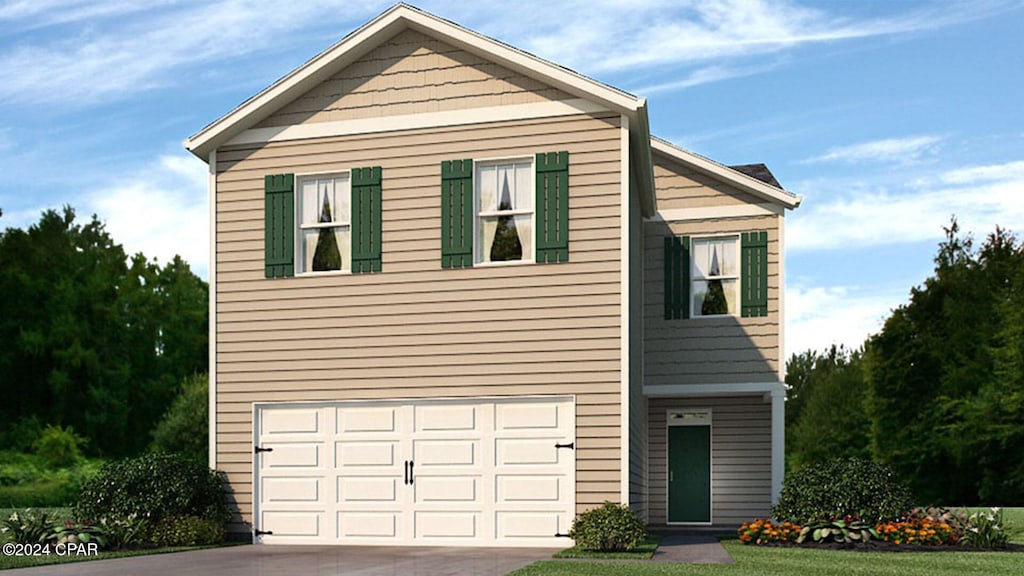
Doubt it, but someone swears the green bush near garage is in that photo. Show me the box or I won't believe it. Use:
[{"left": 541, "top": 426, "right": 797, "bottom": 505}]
[
  {"left": 74, "top": 453, "right": 231, "bottom": 528},
  {"left": 568, "top": 501, "right": 648, "bottom": 552}
]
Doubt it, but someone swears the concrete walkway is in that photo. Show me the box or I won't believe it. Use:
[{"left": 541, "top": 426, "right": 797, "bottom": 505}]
[{"left": 651, "top": 534, "right": 735, "bottom": 563}]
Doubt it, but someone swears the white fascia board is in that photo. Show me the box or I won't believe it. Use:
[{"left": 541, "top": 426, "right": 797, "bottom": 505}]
[
  {"left": 207, "top": 149, "right": 217, "bottom": 470},
  {"left": 184, "top": 4, "right": 643, "bottom": 161},
  {"left": 651, "top": 203, "right": 783, "bottom": 222},
  {"left": 650, "top": 137, "right": 803, "bottom": 210},
  {"left": 225, "top": 98, "right": 609, "bottom": 147},
  {"left": 643, "top": 381, "right": 785, "bottom": 398},
  {"left": 619, "top": 113, "right": 631, "bottom": 505}
]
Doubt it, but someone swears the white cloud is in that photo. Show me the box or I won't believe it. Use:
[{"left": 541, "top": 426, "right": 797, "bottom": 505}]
[
  {"left": 87, "top": 153, "right": 209, "bottom": 279},
  {"left": 0, "top": 0, "right": 1012, "bottom": 105},
  {"left": 785, "top": 283, "right": 903, "bottom": 355},
  {"left": 634, "top": 61, "right": 782, "bottom": 94},
  {"left": 788, "top": 159, "right": 1024, "bottom": 251},
  {"left": 940, "top": 159, "right": 1024, "bottom": 184},
  {"left": 803, "top": 135, "right": 944, "bottom": 164}
]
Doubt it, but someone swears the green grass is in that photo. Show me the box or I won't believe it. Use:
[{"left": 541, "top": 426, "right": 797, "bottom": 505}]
[
  {"left": 0, "top": 543, "right": 242, "bottom": 571},
  {"left": 507, "top": 540, "right": 1024, "bottom": 576},
  {"left": 553, "top": 535, "right": 663, "bottom": 559},
  {"left": 965, "top": 507, "right": 1024, "bottom": 544}
]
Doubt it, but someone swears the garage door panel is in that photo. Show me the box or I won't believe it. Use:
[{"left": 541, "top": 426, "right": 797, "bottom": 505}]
[
  {"left": 262, "top": 511, "right": 322, "bottom": 537},
  {"left": 338, "top": 512, "right": 400, "bottom": 538},
  {"left": 496, "top": 438, "right": 565, "bottom": 466},
  {"left": 496, "top": 475, "right": 562, "bottom": 503},
  {"left": 337, "top": 407, "right": 398, "bottom": 433},
  {"left": 415, "top": 404, "right": 476, "bottom": 431},
  {"left": 262, "top": 408, "right": 321, "bottom": 435},
  {"left": 414, "top": 475, "right": 478, "bottom": 502},
  {"left": 415, "top": 512, "right": 478, "bottom": 539},
  {"left": 496, "top": 403, "right": 562, "bottom": 431},
  {"left": 261, "top": 477, "right": 321, "bottom": 502},
  {"left": 262, "top": 442, "right": 322, "bottom": 469},
  {"left": 338, "top": 476, "right": 399, "bottom": 503},
  {"left": 336, "top": 441, "right": 396, "bottom": 467},
  {"left": 414, "top": 439, "right": 477, "bottom": 466},
  {"left": 496, "top": 511, "right": 565, "bottom": 539}
]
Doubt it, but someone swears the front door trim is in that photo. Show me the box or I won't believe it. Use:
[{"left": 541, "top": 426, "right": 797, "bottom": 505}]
[{"left": 666, "top": 408, "right": 713, "bottom": 526}]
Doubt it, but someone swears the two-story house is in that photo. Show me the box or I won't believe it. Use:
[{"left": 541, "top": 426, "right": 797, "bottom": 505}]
[{"left": 184, "top": 3, "right": 800, "bottom": 547}]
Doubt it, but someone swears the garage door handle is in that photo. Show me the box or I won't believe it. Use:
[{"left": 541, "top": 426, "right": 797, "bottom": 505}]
[
  {"left": 409, "top": 460, "right": 414, "bottom": 484},
  {"left": 404, "top": 461, "right": 410, "bottom": 485}
]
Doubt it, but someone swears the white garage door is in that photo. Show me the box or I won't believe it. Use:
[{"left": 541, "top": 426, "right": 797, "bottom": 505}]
[{"left": 253, "top": 397, "right": 575, "bottom": 547}]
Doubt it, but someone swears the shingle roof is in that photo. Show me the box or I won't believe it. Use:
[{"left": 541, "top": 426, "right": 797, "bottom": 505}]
[{"left": 728, "top": 163, "right": 782, "bottom": 189}]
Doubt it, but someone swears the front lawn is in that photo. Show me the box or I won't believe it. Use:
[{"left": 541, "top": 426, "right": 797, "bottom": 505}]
[{"left": 507, "top": 539, "right": 1024, "bottom": 576}]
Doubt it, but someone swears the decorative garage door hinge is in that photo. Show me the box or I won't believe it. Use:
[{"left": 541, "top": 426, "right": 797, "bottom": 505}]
[
  {"left": 254, "top": 529, "right": 273, "bottom": 536},
  {"left": 554, "top": 442, "right": 574, "bottom": 449},
  {"left": 254, "top": 445, "right": 274, "bottom": 453},
  {"left": 555, "top": 532, "right": 570, "bottom": 537}
]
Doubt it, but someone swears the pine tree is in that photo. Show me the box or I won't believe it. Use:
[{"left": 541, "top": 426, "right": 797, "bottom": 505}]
[
  {"left": 312, "top": 187, "right": 342, "bottom": 271},
  {"left": 701, "top": 248, "right": 728, "bottom": 315},
  {"left": 489, "top": 172, "right": 523, "bottom": 261}
]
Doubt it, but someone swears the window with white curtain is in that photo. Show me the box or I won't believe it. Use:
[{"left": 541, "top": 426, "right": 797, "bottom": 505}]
[
  {"left": 297, "top": 173, "right": 351, "bottom": 273},
  {"left": 691, "top": 236, "right": 739, "bottom": 317},
  {"left": 475, "top": 159, "right": 533, "bottom": 264}
]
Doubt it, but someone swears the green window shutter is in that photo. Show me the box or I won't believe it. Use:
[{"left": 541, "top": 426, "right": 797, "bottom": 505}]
[
  {"left": 741, "top": 231, "right": 769, "bottom": 317},
  {"left": 264, "top": 173, "right": 295, "bottom": 278},
  {"left": 663, "top": 235, "right": 690, "bottom": 319},
  {"left": 535, "top": 151, "right": 570, "bottom": 262},
  {"left": 351, "top": 166, "right": 383, "bottom": 273},
  {"left": 440, "top": 159, "right": 474, "bottom": 269}
]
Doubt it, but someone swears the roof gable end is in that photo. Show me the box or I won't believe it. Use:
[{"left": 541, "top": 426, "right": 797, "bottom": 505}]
[{"left": 184, "top": 3, "right": 644, "bottom": 161}]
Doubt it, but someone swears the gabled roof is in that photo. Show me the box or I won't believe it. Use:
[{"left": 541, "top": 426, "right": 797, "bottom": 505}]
[
  {"left": 651, "top": 137, "right": 802, "bottom": 209},
  {"left": 184, "top": 3, "right": 647, "bottom": 161}
]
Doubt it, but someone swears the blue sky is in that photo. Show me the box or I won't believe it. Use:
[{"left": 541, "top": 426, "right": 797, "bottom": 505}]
[{"left": 2, "top": 0, "right": 1023, "bottom": 358}]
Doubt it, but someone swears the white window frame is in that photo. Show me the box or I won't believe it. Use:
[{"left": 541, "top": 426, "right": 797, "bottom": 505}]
[
  {"left": 473, "top": 156, "right": 536, "bottom": 266},
  {"left": 295, "top": 170, "right": 352, "bottom": 276},
  {"left": 690, "top": 234, "right": 740, "bottom": 318}
]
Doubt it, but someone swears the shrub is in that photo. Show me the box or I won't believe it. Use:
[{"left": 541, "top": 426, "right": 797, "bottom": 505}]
[
  {"left": 0, "top": 509, "right": 56, "bottom": 544},
  {"left": 74, "top": 453, "right": 230, "bottom": 526},
  {"left": 33, "top": 425, "right": 87, "bottom": 468},
  {"left": 960, "top": 507, "right": 1008, "bottom": 549},
  {"left": 150, "top": 516, "right": 224, "bottom": 547},
  {"left": 98, "top": 514, "right": 151, "bottom": 549},
  {"left": 738, "top": 519, "right": 801, "bottom": 545},
  {"left": 150, "top": 374, "right": 209, "bottom": 466},
  {"left": 568, "top": 501, "right": 647, "bottom": 552},
  {"left": 772, "top": 457, "right": 913, "bottom": 524}
]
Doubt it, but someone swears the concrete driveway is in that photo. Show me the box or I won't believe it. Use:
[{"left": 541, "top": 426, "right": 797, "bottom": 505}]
[{"left": 6, "top": 544, "right": 554, "bottom": 576}]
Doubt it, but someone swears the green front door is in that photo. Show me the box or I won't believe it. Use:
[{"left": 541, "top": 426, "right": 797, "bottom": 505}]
[{"left": 668, "top": 425, "right": 711, "bottom": 523}]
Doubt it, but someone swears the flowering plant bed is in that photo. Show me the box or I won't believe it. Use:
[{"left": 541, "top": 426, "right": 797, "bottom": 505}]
[{"left": 738, "top": 508, "right": 1020, "bottom": 553}]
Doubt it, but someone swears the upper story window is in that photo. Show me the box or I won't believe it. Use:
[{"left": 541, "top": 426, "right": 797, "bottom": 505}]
[
  {"left": 298, "top": 173, "right": 351, "bottom": 273},
  {"left": 691, "top": 236, "right": 739, "bottom": 317},
  {"left": 476, "top": 159, "right": 533, "bottom": 264},
  {"left": 663, "top": 231, "right": 767, "bottom": 320}
]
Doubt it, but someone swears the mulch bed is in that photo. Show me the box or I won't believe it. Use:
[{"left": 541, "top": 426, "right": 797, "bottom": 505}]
[{"left": 758, "top": 541, "right": 1024, "bottom": 553}]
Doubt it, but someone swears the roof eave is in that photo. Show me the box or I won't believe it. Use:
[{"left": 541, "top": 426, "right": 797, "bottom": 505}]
[{"left": 650, "top": 137, "right": 802, "bottom": 209}]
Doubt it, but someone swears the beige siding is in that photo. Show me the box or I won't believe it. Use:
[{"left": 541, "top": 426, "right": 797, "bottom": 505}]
[
  {"left": 652, "top": 155, "right": 765, "bottom": 210},
  {"left": 643, "top": 151, "right": 781, "bottom": 386},
  {"left": 647, "top": 396, "right": 771, "bottom": 527},
  {"left": 627, "top": 177, "right": 648, "bottom": 521},
  {"left": 214, "top": 112, "right": 623, "bottom": 530},
  {"left": 257, "top": 29, "right": 572, "bottom": 128}
]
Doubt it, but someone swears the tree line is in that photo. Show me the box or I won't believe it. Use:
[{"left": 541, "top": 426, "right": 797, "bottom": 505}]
[
  {"left": 0, "top": 207, "right": 207, "bottom": 457},
  {"left": 786, "top": 221, "right": 1024, "bottom": 505}
]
